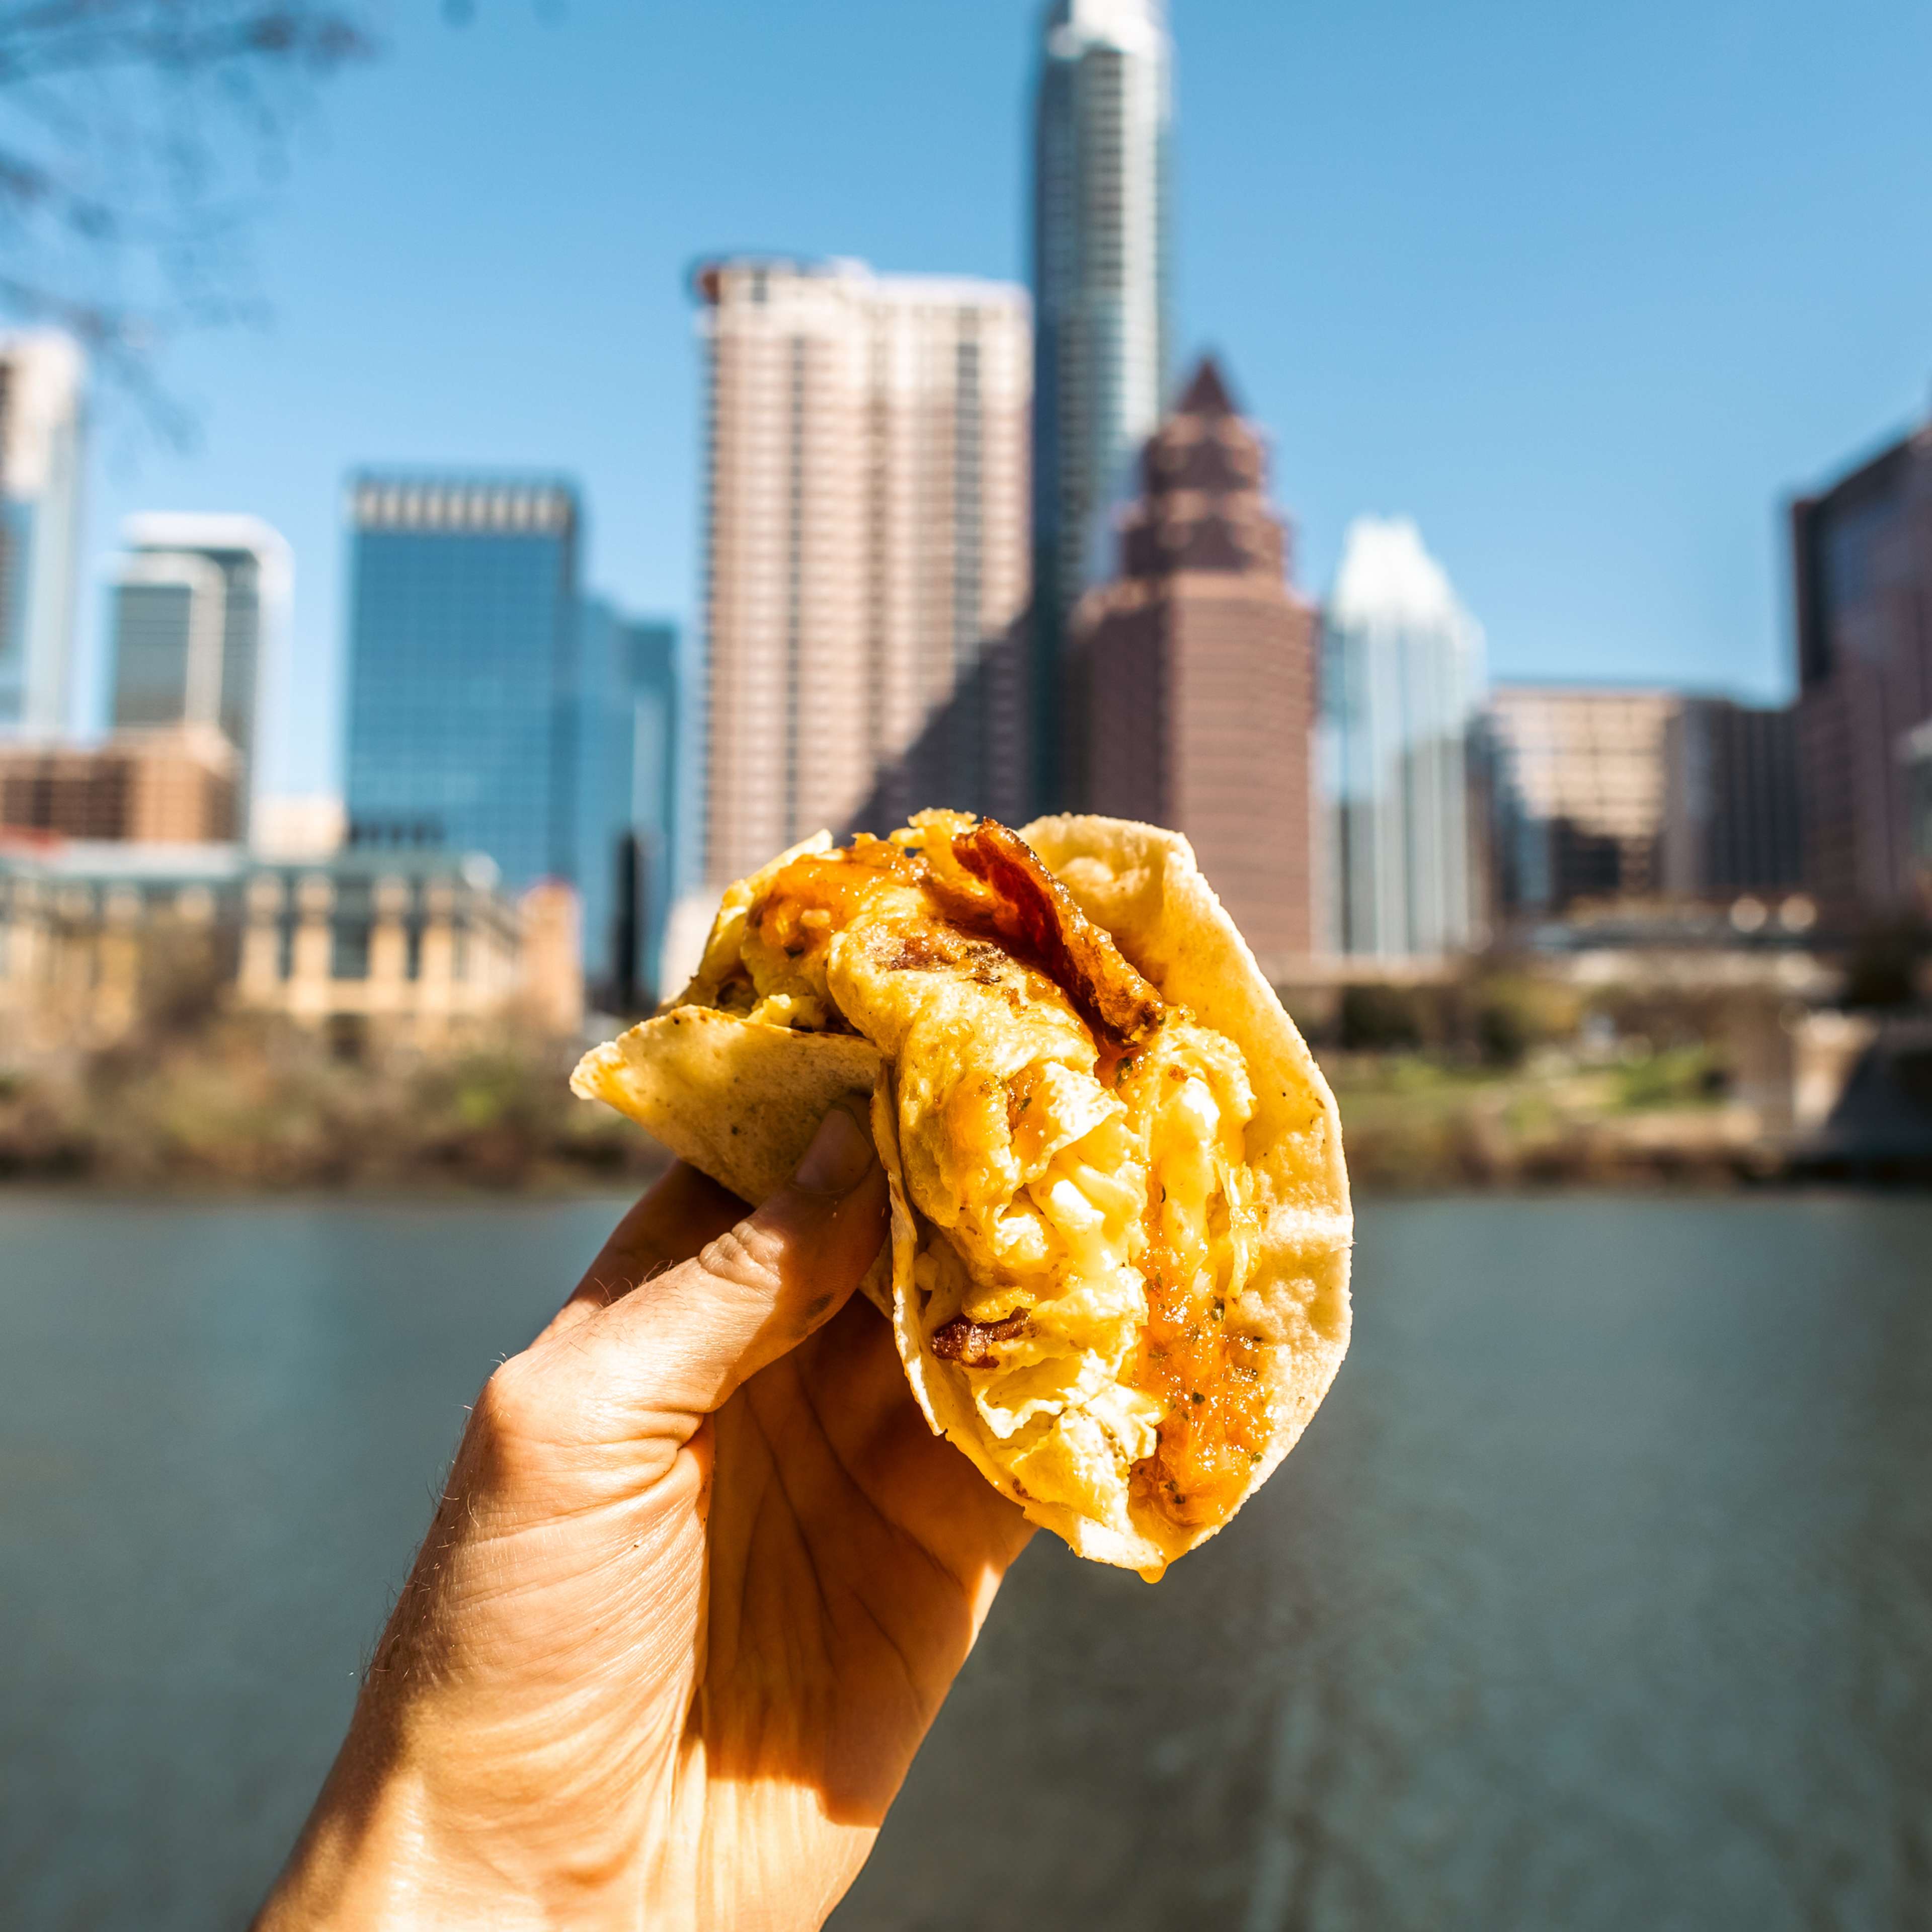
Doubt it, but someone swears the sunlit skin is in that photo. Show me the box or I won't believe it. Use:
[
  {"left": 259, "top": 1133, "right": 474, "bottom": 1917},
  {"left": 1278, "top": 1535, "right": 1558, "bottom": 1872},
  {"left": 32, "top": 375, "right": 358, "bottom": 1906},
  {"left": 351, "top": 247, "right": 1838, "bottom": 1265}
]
[{"left": 256, "top": 1106, "right": 1034, "bottom": 1931}]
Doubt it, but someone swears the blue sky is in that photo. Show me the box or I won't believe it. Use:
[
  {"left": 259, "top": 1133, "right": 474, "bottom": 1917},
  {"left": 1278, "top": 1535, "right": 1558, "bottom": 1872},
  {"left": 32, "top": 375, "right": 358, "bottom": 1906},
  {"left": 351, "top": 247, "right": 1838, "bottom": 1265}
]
[{"left": 74, "top": 0, "right": 1932, "bottom": 796}]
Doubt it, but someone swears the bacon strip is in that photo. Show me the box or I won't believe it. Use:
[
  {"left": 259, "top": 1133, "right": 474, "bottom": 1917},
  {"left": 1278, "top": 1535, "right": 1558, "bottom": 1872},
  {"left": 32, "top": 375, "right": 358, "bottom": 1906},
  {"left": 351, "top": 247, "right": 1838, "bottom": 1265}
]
[
  {"left": 943, "top": 820, "right": 1164, "bottom": 1048},
  {"left": 930, "top": 1311, "right": 1030, "bottom": 1369}
]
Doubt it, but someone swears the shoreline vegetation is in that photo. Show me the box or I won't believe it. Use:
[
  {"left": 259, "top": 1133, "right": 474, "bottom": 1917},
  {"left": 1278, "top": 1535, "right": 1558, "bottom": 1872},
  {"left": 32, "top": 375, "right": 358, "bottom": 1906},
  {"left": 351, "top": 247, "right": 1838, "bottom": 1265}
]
[
  {"left": 0, "top": 1015, "right": 661, "bottom": 1192},
  {"left": 0, "top": 972, "right": 1803, "bottom": 1194}
]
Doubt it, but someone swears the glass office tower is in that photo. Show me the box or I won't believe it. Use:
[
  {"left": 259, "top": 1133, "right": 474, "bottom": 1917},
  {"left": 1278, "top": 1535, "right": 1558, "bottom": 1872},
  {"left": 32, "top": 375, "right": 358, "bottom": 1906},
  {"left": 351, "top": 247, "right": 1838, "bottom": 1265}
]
[
  {"left": 1320, "top": 517, "right": 1485, "bottom": 958},
  {"left": 576, "top": 599, "right": 680, "bottom": 1002},
  {"left": 343, "top": 472, "right": 580, "bottom": 896},
  {"left": 1030, "top": 0, "right": 1171, "bottom": 809}
]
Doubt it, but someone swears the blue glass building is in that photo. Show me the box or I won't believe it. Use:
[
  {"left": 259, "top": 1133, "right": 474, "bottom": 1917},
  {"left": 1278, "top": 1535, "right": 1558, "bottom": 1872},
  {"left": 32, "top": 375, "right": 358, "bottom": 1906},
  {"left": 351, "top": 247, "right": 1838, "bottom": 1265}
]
[
  {"left": 575, "top": 598, "right": 681, "bottom": 1004},
  {"left": 344, "top": 473, "right": 684, "bottom": 1003},
  {"left": 344, "top": 470, "right": 580, "bottom": 916}
]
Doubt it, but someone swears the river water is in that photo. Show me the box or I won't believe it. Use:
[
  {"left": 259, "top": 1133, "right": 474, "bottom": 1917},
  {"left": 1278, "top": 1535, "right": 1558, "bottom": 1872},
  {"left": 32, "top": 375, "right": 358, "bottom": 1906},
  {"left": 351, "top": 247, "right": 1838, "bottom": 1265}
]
[{"left": 2, "top": 1194, "right": 1928, "bottom": 1929}]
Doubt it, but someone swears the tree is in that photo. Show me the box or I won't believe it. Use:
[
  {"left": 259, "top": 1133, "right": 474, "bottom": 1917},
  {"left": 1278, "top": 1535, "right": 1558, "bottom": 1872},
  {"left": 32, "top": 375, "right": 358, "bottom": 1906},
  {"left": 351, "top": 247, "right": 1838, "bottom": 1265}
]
[{"left": 0, "top": 1, "right": 379, "bottom": 428}]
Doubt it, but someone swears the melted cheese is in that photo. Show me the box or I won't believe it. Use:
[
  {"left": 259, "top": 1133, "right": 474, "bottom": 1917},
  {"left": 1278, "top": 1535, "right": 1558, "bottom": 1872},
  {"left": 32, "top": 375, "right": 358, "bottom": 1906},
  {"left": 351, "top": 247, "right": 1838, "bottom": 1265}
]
[{"left": 704, "top": 824, "right": 1266, "bottom": 1537}]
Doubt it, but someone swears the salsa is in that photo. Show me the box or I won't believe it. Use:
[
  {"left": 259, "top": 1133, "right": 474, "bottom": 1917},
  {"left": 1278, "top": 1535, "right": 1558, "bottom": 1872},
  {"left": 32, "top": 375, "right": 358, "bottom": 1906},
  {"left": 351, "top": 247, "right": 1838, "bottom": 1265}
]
[{"left": 1128, "top": 1232, "right": 1273, "bottom": 1530}]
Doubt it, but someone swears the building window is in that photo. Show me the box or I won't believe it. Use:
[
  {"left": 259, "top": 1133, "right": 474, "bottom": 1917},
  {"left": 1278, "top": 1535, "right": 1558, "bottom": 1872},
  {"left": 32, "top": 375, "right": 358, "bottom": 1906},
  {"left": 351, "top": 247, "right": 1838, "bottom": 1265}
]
[{"left": 331, "top": 920, "right": 372, "bottom": 981}]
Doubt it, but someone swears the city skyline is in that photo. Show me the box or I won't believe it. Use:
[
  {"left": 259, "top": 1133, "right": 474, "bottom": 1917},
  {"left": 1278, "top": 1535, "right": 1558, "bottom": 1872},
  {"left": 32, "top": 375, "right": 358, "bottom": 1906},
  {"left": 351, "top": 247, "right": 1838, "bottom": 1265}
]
[{"left": 55, "top": 0, "right": 1932, "bottom": 801}]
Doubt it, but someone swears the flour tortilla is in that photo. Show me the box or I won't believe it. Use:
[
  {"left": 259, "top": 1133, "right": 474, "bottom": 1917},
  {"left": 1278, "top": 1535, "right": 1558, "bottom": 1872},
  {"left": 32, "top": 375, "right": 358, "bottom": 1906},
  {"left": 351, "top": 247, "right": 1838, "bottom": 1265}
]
[
  {"left": 570, "top": 1006, "right": 891, "bottom": 1314},
  {"left": 573, "top": 815, "right": 1351, "bottom": 1575}
]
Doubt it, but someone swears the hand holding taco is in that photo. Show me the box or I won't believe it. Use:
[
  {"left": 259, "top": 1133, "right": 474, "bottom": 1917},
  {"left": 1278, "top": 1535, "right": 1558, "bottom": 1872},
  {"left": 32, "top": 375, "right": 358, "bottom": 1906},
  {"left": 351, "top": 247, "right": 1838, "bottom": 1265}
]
[{"left": 575, "top": 811, "right": 1351, "bottom": 1579}]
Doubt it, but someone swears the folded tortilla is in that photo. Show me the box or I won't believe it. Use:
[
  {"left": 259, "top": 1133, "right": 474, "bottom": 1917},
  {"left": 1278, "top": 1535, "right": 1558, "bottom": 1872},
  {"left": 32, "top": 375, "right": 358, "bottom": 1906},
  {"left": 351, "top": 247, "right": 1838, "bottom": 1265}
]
[{"left": 573, "top": 812, "right": 1350, "bottom": 1578}]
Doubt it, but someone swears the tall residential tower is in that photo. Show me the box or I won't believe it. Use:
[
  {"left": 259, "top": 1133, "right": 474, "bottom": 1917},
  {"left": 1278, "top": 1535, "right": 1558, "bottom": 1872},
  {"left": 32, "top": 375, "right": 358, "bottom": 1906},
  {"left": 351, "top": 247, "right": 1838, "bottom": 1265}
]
[
  {"left": 0, "top": 332, "right": 85, "bottom": 737},
  {"left": 695, "top": 257, "right": 1030, "bottom": 887},
  {"left": 1030, "top": 0, "right": 1172, "bottom": 809}
]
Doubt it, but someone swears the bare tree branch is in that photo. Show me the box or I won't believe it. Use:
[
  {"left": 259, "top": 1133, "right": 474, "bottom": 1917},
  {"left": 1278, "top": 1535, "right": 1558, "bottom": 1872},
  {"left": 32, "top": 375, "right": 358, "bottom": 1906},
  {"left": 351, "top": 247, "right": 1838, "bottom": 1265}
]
[{"left": 0, "top": 0, "right": 382, "bottom": 427}]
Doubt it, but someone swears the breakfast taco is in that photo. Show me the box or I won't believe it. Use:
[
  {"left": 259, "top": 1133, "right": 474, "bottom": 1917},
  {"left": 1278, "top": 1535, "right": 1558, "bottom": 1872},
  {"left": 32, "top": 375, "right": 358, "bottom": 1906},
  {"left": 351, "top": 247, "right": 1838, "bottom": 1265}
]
[{"left": 573, "top": 812, "right": 1350, "bottom": 1579}]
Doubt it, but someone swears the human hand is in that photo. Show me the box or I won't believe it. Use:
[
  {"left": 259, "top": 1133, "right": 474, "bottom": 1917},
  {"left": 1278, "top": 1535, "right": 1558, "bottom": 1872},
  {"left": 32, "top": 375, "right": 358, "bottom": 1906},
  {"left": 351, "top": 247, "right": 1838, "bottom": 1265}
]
[{"left": 257, "top": 1105, "right": 1034, "bottom": 1930}]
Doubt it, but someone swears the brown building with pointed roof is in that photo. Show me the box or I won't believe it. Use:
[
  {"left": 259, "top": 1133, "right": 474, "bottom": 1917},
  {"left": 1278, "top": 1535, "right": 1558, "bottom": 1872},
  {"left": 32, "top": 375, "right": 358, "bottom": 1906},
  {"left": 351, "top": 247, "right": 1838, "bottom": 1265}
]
[{"left": 1071, "top": 357, "right": 1318, "bottom": 968}]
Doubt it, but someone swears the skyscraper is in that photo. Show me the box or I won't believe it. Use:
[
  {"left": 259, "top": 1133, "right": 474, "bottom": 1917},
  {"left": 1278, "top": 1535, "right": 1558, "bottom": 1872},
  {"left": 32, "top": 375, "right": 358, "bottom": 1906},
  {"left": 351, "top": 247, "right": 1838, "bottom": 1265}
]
[
  {"left": 0, "top": 332, "right": 85, "bottom": 737},
  {"left": 1482, "top": 684, "right": 1675, "bottom": 916},
  {"left": 1659, "top": 697, "right": 1804, "bottom": 902},
  {"left": 1030, "top": 0, "right": 1172, "bottom": 809},
  {"left": 694, "top": 257, "right": 1030, "bottom": 886},
  {"left": 1075, "top": 358, "right": 1319, "bottom": 966},
  {"left": 1321, "top": 519, "right": 1484, "bottom": 957},
  {"left": 344, "top": 473, "right": 580, "bottom": 893},
  {"left": 110, "top": 514, "right": 291, "bottom": 829},
  {"left": 1790, "top": 420, "right": 1932, "bottom": 913}
]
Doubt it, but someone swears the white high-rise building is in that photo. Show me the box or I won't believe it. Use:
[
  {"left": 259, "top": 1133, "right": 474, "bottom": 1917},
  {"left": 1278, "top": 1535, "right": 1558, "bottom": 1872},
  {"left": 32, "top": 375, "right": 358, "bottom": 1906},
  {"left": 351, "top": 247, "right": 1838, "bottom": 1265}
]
[
  {"left": 1320, "top": 517, "right": 1485, "bottom": 958},
  {"left": 109, "top": 514, "right": 292, "bottom": 832},
  {"left": 1030, "top": 0, "right": 1172, "bottom": 809},
  {"left": 0, "top": 332, "right": 85, "bottom": 737},
  {"left": 694, "top": 257, "right": 1031, "bottom": 889}
]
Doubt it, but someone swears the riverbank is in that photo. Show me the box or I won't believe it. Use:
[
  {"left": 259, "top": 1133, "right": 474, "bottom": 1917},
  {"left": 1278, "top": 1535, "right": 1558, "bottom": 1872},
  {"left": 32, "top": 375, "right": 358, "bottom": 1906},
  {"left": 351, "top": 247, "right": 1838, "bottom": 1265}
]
[
  {"left": 0, "top": 1019, "right": 1814, "bottom": 1191},
  {"left": 1329, "top": 1047, "right": 1775, "bottom": 1189},
  {"left": 0, "top": 1017, "right": 659, "bottom": 1190}
]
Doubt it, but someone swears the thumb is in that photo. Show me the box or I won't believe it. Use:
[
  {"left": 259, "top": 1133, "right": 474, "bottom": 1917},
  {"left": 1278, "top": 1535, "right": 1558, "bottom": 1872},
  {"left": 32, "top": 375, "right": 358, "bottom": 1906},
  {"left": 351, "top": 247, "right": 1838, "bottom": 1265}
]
[{"left": 597, "top": 1100, "right": 889, "bottom": 1422}]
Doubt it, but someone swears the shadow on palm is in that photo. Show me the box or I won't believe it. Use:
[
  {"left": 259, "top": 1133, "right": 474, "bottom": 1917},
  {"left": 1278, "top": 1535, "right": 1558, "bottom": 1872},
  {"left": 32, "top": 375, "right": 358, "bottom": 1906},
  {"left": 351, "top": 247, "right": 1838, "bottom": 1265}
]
[
  {"left": 577, "top": 1158, "right": 1035, "bottom": 1831},
  {"left": 703, "top": 1286, "right": 1034, "bottom": 1824}
]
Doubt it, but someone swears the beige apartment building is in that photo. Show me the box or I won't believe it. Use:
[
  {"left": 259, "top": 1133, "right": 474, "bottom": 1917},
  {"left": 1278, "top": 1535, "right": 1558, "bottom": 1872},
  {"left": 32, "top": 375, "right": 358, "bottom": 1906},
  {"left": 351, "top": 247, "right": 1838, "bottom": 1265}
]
[{"left": 695, "top": 257, "right": 1030, "bottom": 884}]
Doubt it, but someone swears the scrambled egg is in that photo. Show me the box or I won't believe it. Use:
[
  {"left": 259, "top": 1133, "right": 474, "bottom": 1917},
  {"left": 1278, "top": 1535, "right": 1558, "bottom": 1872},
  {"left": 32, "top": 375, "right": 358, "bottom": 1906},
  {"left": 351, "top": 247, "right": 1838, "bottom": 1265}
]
[{"left": 682, "top": 812, "right": 1264, "bottom": 1541}]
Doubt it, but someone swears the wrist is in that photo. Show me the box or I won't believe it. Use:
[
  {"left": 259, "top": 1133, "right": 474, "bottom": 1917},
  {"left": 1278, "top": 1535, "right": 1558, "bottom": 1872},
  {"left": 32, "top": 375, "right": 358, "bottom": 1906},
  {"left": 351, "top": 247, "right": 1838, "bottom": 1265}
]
[{"left": 256, "top": 1719, "right": 562, "bottom": 1931}]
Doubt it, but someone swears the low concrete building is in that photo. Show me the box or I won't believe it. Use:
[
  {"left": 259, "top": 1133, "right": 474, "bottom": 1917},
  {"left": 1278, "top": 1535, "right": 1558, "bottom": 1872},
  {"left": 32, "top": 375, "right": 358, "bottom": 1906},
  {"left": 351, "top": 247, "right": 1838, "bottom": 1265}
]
[
  {"left": 233, "top": 849, "right": 537, "bottom": 1052},
  {"left": 0, "top": 839, "right": 245, "bottom": 1049},
  {"left": 0, "top": 840, "right": 579, "bottom": 1054}
]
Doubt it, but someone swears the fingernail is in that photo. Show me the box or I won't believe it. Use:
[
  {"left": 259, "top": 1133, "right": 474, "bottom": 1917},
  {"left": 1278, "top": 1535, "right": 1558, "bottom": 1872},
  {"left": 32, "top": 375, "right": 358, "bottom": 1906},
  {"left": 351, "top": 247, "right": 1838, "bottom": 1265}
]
[{"left": 792, "top": 1102, "right": 876, "bottom": 1195}]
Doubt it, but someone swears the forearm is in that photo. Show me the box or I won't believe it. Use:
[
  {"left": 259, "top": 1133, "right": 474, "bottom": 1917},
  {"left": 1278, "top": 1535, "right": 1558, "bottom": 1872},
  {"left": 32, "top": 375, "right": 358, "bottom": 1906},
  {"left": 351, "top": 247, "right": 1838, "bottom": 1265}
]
[{"left": 256, "top": 1716, "right": 554, "bottom": 1932}]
